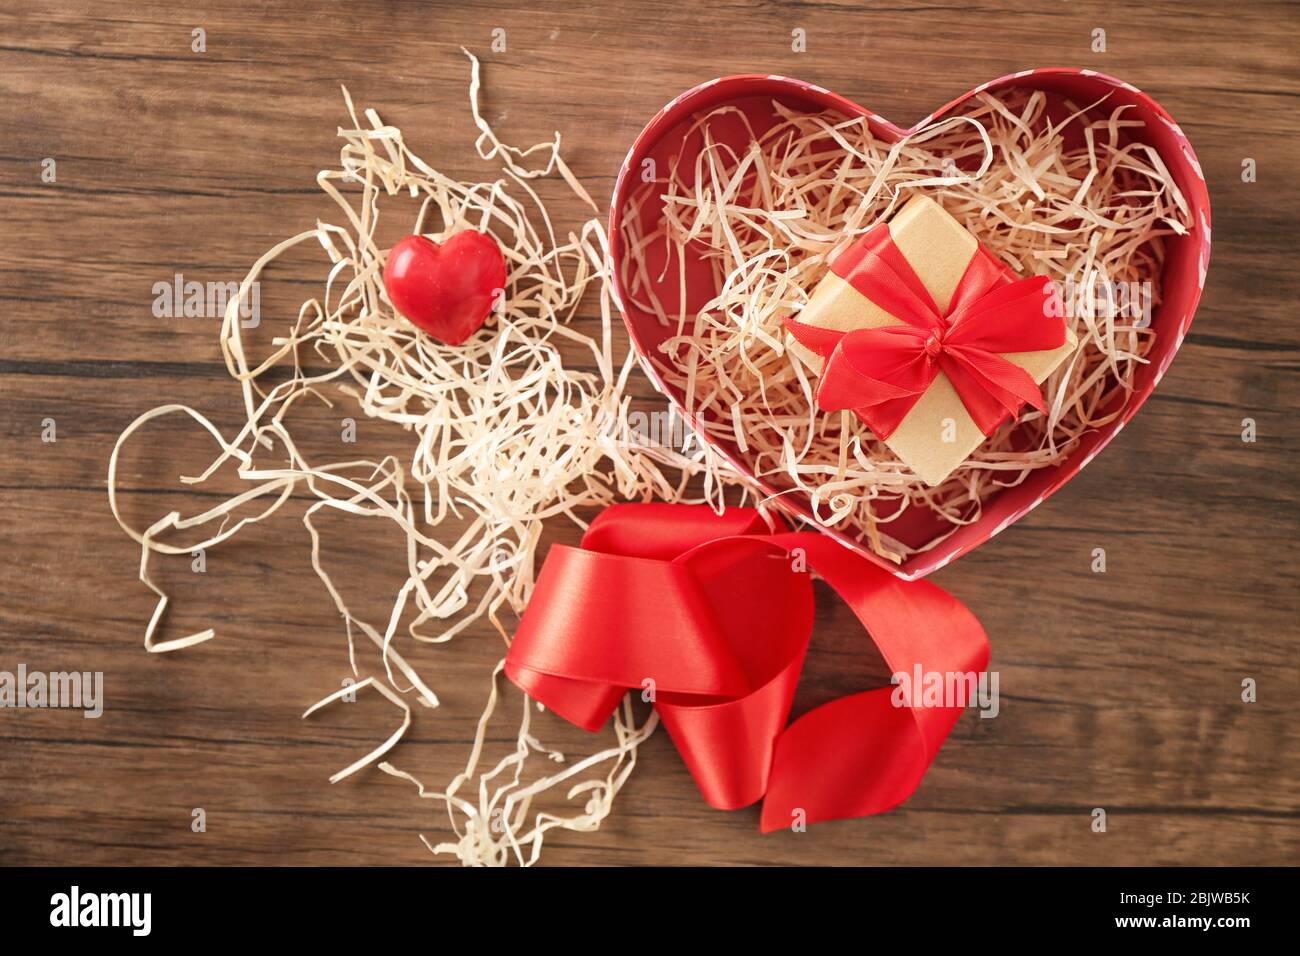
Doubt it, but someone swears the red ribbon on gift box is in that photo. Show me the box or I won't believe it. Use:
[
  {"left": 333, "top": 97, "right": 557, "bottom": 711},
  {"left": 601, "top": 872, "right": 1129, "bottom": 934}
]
[
  {"left": 505, "top": 503, "right": 989, "bottom": 831},
  {"left": 785, "top": 225, "right": 1067, "bottom": 440}
]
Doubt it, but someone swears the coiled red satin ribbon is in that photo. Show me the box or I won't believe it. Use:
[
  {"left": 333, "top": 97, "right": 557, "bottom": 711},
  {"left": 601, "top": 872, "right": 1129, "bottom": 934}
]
[
  {"left": 785, "top": 224, "right": 1067, "bottom": 439},
  {"left": 505, "top": 504, "right": 989, "bottom": 831}
]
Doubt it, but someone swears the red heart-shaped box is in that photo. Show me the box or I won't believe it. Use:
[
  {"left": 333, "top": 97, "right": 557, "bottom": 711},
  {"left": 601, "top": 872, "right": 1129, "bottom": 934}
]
[{"left": 608, "top": 69, "right": 1211, "bottom": 580}]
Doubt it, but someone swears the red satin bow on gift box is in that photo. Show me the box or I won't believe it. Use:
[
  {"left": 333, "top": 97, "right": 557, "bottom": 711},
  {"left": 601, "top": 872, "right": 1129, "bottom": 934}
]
[
  {"left": 785, "top": 226, "right": 1067, "bottom": 439},
  {"left": 505, "top": 504, "right": 989, "bottom": 831}
]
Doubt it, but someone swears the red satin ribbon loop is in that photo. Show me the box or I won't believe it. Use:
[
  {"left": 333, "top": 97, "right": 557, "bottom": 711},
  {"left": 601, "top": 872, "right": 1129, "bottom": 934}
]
[
  {"left": 785, "top": 223, "right": 1067, "bottom": 439},
  {"left": 505, "top": 503, "right": 990, "bottom": 831}
]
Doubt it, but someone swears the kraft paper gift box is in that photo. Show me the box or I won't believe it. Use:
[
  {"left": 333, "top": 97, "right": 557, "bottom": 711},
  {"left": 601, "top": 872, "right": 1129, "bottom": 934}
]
[{"left": 786, "top": 194, "right": 1078, "bottom": 487}]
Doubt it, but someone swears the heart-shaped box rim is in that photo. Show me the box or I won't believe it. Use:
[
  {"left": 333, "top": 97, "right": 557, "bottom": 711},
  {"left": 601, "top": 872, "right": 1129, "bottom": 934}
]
[{"left": 608, "top": 68, "right": 1212, "bottom": 580}]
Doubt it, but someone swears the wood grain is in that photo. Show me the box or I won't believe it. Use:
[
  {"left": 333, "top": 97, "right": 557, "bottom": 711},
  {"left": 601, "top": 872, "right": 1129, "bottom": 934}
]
[{"left": 1, "top": 0, "right": 1298, "bottom": 866}]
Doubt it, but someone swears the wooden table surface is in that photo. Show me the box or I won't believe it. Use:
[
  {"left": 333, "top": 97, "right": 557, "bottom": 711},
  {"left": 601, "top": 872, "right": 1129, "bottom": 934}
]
[{"left": 2, "top": 0, "right": 1298, "bottom": 867}]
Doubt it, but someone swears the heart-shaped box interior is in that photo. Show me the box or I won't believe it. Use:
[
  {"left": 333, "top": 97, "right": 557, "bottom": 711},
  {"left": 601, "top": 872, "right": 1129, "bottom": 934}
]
[{"left": 608, "top": 69, "right": 1211, "bottom": 579}]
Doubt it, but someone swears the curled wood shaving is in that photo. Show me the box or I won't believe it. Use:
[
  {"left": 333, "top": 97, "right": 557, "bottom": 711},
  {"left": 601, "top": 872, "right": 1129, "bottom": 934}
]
[
  {"left": 620, "top": 90, "right": 1191, "bottom": 561},
  {"left": 107, "top": 51, "right": 737, "bottom": 866}
]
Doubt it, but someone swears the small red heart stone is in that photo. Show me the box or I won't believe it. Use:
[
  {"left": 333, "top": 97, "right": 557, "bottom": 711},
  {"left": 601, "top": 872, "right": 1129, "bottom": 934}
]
[{"left": 382, "top": 231, "right": 506, "bottom": 345}]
